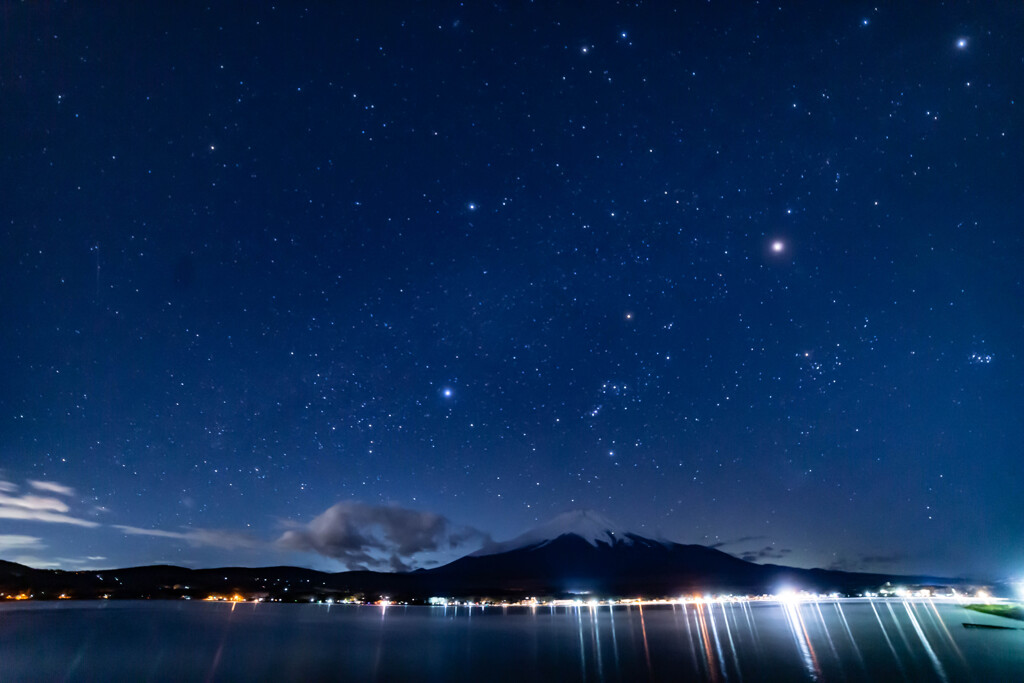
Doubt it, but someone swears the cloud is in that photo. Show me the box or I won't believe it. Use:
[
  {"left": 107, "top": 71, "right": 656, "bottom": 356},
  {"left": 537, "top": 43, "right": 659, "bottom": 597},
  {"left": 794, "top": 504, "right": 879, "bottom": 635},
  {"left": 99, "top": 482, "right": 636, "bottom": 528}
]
[
  {"left": 0, "top": 507, "right": 99, "bottom": 527},
  {"left": 827, "top": 553, "right": 904, "bottom": 572},
  {"left": 0, "top": 492, "right": 69, "bottom": 513},
  {"left": 708, "top": 535, "right": 766, "bottom": 550},
  {"left": 11, "top": 555, "right": 62, "bottom": 569},
  {"left": 0, "top": 479, "right": 98, "bottom": 527},
  {"left": 28, "top": 480, "right": 76, "bottom": 496},
  {"left": 0, "top": 534, "right": 44, "bottom": 552},
  {"left": 277, "top": 501, "right": 488, "bottom": 570},
  {"left": 388, "top": 554, "right": 412, "bottom": 572},
  {"left": 112, "top": 525, "right": 259, "bottom": 550},
  {"left": 55, "top": 556, "right": 110, "bottom": 568},
  {"left": 740, "top": 546, "right": 792, "bottom": 562},
  {"left": 112, "top": 525, "right": 190, "bottom": 540},
  {"left": 707, "top": 536, "right": 792, "bottom": 563}
]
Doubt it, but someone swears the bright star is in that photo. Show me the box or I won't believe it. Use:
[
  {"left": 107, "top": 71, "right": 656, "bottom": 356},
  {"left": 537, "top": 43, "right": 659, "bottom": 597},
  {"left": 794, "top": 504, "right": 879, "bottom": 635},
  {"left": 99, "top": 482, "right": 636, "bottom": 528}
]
[{"left": 442, "top": 387, "right": 453, "bottom": 398}]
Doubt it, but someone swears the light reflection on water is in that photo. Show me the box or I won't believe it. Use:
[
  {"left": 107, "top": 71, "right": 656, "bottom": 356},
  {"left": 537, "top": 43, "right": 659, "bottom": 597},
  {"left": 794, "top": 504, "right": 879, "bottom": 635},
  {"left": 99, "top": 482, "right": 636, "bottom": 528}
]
[{"left": 1, "top": 598, "right": 1021, "bottom": 681}]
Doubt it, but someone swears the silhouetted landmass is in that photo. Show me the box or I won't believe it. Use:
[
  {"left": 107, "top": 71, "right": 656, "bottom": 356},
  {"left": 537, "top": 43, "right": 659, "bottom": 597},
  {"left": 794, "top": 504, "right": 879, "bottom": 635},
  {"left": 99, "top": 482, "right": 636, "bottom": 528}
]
[
  {"left": 964, "top": 604, "right": 1024, "bottom": 621},
  {"left": 0, "top": 534, "right": 975, "bottom": 602}
]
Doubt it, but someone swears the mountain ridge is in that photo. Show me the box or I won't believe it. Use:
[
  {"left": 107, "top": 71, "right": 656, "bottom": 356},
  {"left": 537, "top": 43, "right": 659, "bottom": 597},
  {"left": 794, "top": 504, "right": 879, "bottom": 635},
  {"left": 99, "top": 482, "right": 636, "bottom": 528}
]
[{"left": 471, "top": 510, "right": 636, "bottom": 556}]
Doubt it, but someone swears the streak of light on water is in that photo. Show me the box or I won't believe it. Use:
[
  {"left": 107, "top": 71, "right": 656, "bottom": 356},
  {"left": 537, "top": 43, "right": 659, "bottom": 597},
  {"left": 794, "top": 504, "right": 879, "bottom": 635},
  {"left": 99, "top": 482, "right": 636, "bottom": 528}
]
[{"left": 3, "top": 597, "right": 1022, "bottom": 682}]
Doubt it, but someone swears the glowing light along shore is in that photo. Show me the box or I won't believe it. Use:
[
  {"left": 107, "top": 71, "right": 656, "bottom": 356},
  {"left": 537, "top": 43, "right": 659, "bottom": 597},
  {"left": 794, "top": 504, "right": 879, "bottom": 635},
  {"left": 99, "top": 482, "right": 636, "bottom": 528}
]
[{"left": 414, "top": 591, "right": 1003, "bottom": 610}]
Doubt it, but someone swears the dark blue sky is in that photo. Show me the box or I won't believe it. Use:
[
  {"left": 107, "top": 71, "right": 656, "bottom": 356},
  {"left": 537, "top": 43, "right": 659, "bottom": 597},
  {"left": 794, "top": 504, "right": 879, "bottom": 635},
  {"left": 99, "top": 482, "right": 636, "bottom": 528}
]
[{"left": 2, "top": 1, "right": 1022, "bottom": 580}]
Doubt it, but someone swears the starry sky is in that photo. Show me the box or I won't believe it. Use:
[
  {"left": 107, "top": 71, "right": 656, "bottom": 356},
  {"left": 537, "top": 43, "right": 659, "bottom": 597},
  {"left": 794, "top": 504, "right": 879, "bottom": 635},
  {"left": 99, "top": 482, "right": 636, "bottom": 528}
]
[{"left": 2, "top": 1, "right": 1022, "bottom": 580}]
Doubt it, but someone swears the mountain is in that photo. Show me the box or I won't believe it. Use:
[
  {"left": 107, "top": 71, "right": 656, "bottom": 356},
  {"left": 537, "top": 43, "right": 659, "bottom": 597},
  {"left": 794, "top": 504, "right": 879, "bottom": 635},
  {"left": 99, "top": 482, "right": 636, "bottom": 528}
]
[
  {"left": 0, "top": 513, "right": 978, "bottom": 600},
  {"left": 415, "top": 511, "right": 967, "bottom": 598},
  {"left": 471, "top": 510, "right": 629, "bottom": 556}
]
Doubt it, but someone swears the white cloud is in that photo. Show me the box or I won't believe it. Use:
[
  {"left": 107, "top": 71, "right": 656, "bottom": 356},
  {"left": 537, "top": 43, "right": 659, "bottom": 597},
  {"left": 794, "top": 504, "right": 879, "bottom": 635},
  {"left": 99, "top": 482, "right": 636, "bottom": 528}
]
[
  {"left": 0, "top": 492, "right": 69, "bottom": 513},
  {"left": 10, "top": 555, "right": 62, "bottom": 569},
  {"left": 0, "top": 507, "right": 99, "bottom": 527},
  {"left": 112, "top": 525, "right": 259, "bottom": 550},
  {"left": 28, "top": 480, "right": 76, "bottom": 496},
  {"left": 58, "top": 556, "right": 111, "bottom": 569},
  {"left": 0, "top": 534, "right": 44, "bottom": 552},
  {"left": 0, "top": 479, "right": 95, "bottom": 527},
  {"left": 112, "top": 525, "right": 185, "bottom": 540}
]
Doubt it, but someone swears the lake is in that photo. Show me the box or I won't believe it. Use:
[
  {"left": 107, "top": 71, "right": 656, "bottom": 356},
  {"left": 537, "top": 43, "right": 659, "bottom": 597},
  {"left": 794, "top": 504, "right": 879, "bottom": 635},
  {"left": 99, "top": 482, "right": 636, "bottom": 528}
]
[{"left": 1, "top": 598, "right": 1020, "bottom": 681}]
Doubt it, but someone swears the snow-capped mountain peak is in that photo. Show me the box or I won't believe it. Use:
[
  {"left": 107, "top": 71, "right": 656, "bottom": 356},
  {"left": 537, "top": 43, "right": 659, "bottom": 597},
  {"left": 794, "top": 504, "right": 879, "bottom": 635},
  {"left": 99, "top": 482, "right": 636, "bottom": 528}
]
[{"left": 473, "top": 510, "right": 631, "bottom": 556}]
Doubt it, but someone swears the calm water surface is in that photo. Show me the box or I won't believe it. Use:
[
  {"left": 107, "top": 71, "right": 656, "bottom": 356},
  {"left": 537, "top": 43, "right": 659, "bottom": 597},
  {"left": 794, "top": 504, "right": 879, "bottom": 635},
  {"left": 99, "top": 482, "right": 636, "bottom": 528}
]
[{"left": 1, "top": 598, "right": 1021, "bottom": 681}]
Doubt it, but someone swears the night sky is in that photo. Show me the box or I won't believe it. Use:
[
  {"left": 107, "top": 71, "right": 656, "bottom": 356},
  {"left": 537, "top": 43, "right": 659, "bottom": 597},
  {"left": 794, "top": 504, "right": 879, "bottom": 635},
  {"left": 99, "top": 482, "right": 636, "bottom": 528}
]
[{"left": 3, "top": 2, "right": 1022, "bottom": 580}]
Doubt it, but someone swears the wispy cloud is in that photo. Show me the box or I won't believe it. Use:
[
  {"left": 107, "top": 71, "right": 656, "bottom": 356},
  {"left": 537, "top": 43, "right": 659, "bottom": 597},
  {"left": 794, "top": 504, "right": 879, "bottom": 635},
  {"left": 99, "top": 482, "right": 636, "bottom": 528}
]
[
  {"left": 28, "top": 480, "right": 76, "bottom": 496},
  {"left": 11, "top": 555, "right": 63, "bottom": 569},
  {"left": 707, "top": 535, "right": 767, "bottom": 550},
  {"left": 0, "top": 479, "right": 97, "bottom": 527},
  {"left": 740, "top": 546, "right": 792, "bottom": 562},
  {"left": 0, "top": 534, "right": 44, "bottom": 552},
  {"left": 0, "top": 507, "right": 99, "bottom": 527},
  {"left": 0, "top": 492, "right": 69, "bottom": 513},
  {"left": 112, "top": 525, "right": 259, "bottom": 550},
  {"left": 277, "top": 501, "right": 488, "bottom": 571},
  {"left": 827, "top": 553, "right": 905, "bottom": 572}
]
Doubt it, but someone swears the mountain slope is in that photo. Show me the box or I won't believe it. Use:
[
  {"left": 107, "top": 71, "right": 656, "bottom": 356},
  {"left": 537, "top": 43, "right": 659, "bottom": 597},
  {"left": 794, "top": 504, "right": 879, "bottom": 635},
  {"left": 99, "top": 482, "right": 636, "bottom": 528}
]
[
  {"left": 426, "top": 532, "right": 747, "bottom": 594},
  {"left": 471, "top": 510, "right": 630, "bottom": 556},
  {"left": 418, "top": 512, "right": 960, "bottom": 597}
]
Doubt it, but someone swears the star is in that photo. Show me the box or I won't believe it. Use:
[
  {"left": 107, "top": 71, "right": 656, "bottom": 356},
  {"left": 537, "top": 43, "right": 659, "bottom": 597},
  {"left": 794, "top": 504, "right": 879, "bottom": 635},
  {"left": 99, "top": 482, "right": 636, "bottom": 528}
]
[{"left": 7, "top": 0, "right": 1017, "bottom": 583}]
